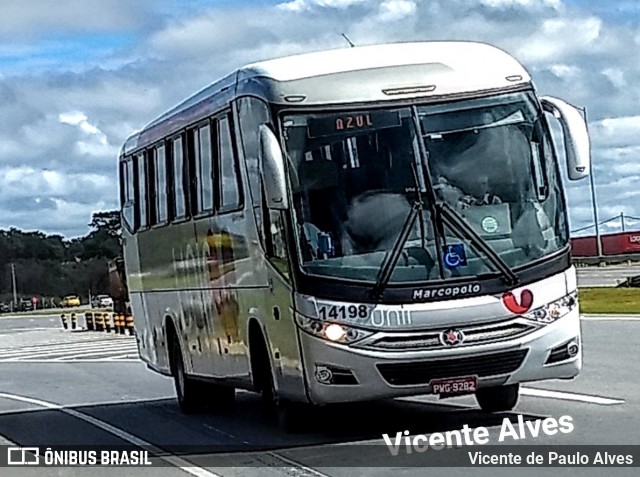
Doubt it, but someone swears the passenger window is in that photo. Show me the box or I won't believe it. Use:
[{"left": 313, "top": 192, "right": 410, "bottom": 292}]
[
  {"left": 171, "top": 136, "right": 188, "bottom": 220},
  {"left": 199, "top": 125, "right": 214, "bottom": 212},
  {"left": 267, "top": 209, "right": 290, "bottom": 278},
  {"left": 218, "top": 116, "right": 241, "bottom": 210},
  {"left": 155, "top": 144, "right": 168, "bottom": 223},
  {"left": 237, "top": 98, "right": 271, "bottom": 248},
  {"left": 121, "top": 159, "right": 135, "bottom": 231},
  {"left": 189, "top": 124, "right": 214, "bottom": 214},
  {"left": 135, "top": 153, "right": 148, "bottom": 229}
]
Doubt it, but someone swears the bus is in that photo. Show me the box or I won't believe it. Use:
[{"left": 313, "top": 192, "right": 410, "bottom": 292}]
[{"left": 118, "top": 41, "right": 590, "bottom": 429}]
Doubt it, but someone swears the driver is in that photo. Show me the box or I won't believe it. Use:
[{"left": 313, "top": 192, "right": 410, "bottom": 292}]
[{"left": 342, "top": 191, "right": 411, "bottom": 254}]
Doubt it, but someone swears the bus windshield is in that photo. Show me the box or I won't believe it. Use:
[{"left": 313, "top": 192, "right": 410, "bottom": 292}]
[{"left": 282, "top": 91, "right": 569, "bottom": 285}]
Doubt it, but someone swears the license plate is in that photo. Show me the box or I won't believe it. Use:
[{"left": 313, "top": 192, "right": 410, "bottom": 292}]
[{"left": 430, "top": 376, "right": 477, "bottom": 397}]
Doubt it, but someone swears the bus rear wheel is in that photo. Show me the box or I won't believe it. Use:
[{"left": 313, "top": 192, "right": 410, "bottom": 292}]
[
  {"left": 171, "top": 338, "right": 204, "bottom": 414},
  {"left": 171, "top": 338, "right": 236, "bottom": 414},
  {"left": 475, "top": 383, "right": 519, "bottom": 412}
]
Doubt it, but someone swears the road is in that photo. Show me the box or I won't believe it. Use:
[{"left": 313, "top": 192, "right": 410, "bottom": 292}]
[
  {"left": 576, "top": 263, "right": 640, "bottom": 287},
  {"left": 0, "top": 314, "right": 638, "bottom": 476}
]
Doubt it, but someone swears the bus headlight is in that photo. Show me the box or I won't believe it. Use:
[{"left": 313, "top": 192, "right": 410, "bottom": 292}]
[
  {"left": 295, "top": 314, "right": 373, "bottom": 344},
  {"left": 522, "top": 292, "right": 578, "bottom": 325}
]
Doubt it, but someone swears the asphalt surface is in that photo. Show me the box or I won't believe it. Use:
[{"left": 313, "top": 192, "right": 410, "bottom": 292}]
[
  {"left": 0, "top": 313, "right": 638, "bottom": 477},
  {"left": 575, "top": 263, "right": 640, "bottom": 287}
]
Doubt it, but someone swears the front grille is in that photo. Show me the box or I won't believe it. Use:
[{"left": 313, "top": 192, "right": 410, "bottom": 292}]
[
  {"left": 361, "top": 320, "right": 535, "bottom": 351},
  {"left": 463, "top": 323, "right": 533, "bottom": 344},
  {"left": 376, "top": 349, "right": 528, "bottom": 386}
]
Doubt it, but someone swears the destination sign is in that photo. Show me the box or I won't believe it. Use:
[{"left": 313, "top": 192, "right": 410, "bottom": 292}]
[{"left": 308, "top": 110, "right": 401, "bottom": 138}]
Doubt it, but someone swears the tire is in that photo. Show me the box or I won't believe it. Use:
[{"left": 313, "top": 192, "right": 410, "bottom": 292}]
[
  {"left": 475, "top": 383, "right": 520, "bottom": 412},
  {"left": 171, "top": 338, "right": 206, "bottom": 414},
  {"left": 253, "top": 333, "right": 304, "bottom": 433}
]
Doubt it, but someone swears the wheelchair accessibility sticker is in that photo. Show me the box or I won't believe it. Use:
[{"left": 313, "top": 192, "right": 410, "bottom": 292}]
[{"left": 443, "top": 244, "right": 467, "bottom": 270}]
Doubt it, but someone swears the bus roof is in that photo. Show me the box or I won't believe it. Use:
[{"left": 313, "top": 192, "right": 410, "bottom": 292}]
[
  {"left": 122, "top": 41, "right": 531, "bottom": 154},
  {"left": 241, "top": 41, "right": 528, "bottom": 83}
]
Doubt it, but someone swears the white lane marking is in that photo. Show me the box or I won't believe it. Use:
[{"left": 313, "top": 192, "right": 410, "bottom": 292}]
[
  {"left": 0, "top": 396, "right": 175, "bottom": 416},
  {"left": 521, "top": 387, "right": 624, "bottom": 405},
  {"left": 0, "top": 336, "right": 134, "bottom": 353},
  {"left": 0, "top": 358, "right": 140, "bottom": 363},
  {"left": 0, "top": 338, "right": 135, "bottom": 356},
  {"left": 0, "top": 343, "right": 136, "bottom": 359},
  {"left": 0, "top": 341, "right": 134, "bottom": 355},
  {"left": 101, "top": 354, "right": 140, "bottom": 361},
  {"left": 50, "top": 346, "right": 138, "bottom": 361},
  {"left": 0, "top": 346, "right": 137, "bottom": 362},
  {"left": 0, "top": 392, "right": 221, "bottom": 477}
]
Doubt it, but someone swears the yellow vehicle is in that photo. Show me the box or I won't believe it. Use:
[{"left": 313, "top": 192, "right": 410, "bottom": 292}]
[{"left": 61, "top": 295, "right": 81, "bottom": 307}]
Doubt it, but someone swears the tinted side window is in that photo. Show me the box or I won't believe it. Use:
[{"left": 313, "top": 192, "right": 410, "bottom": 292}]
[
  {"left": 155, "top": 144, "right": 168, "bottom": 223},
  {"left": 218, "top": 116, "right": 241, "bottom": 210},
  {"left": 135, "top": 153, "right": 148, "bottom": 229},
  {"left": 147, "top": 148, "right": 157, "bottom": 226},
  {"left": 190, "top": 124, "right": 214, "bottom": 214},
  {"left": 237, "top": 98, "right": 271, "bottom": 246},
  {"left": 171, "top": 135, "right": 188, "bottom": 220},
  {"left": 199, "top": 125, "right": 214, "bottom": 212},
  {"left": 237, "top": 98, "right": 270, "bottom": 205},
  {"left": 121, "top": 159, "right": 135, "bottom": 230}
]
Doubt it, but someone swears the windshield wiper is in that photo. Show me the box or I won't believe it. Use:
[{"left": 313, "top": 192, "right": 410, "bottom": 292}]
[
  {"left": 370, "top": 199, "right": 422, "bottom": 300},
  {"left": 437, "top": 201, "right": 519, "bottom": 286}
]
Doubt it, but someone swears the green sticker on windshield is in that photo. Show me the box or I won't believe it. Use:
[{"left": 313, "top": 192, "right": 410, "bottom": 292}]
[{"left": 481, "top": 216, "right": 499, "bottom": 234}]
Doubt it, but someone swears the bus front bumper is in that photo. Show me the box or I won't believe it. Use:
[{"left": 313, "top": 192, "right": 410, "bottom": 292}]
[{"left": 299, "top": 308, "right": 582, "bottom": 405}]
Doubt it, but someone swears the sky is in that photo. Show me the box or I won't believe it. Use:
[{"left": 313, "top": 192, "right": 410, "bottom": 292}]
[{"left": 0, "top": 0, "right": 639, "bottom": 238}]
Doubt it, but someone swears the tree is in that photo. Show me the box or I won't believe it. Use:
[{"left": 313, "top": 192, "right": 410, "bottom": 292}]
[
  {"left": 0, "top": 209, "right": 124, "bottom": 300},
  {"left": 89, "top": 210, "right": 121, "bottom": 238}
]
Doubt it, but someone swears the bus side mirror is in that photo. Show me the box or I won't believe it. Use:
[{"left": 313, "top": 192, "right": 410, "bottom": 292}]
[
  {"left": 540, "top": 96, "right": 590, "bottom": 181},
  {"left": 259, "top": 125, "right": 289, "bottom": 210}
]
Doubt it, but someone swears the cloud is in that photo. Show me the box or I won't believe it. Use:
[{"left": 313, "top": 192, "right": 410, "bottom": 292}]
[
  {"left": 0, "top": 0, "right": 639, "bottom": 237},
  {"left": 0, "top": 0, "right": 153, "bottom": 39},
  {"left": 379, "top": 0, "right": 417, "bottom": 22},
  {"left": 479, "top": 0, "right": 560, "bottom": 7},
  {"left": 59, "top": 111, "right": 119, "bottom": 158},
  {"left": 277, "top": 0, "right": 368, "bottom": 12},
  {"left": 590, "top": 115, "right": 640, "bottom": 148}
]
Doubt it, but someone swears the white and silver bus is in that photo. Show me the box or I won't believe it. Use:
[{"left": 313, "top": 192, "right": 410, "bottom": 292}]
[{"left": 119, "top": 41, "right": 589, "bottom": 427}]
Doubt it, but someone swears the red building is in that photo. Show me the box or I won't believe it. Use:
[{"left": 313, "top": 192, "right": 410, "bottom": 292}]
[{"left": 571, "top": 231, "right": 640, "bottom": 256}]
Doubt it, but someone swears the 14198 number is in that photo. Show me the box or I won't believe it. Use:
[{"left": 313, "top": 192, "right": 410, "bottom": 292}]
[{"left": 318, "top": 305, "right": 369, "bottom": 320}]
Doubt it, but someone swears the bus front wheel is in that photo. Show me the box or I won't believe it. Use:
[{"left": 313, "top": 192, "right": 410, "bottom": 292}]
[
  {"left": 252, "top": 332, "right": 303, "bottom": 432},
  {"left": 475, "top": 383, "right": 519, "bottom": 412}
]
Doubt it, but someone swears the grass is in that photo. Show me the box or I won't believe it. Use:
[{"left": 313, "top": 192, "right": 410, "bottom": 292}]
[{"left": 579, "top": 287, "right": 640, "bottom": 314}]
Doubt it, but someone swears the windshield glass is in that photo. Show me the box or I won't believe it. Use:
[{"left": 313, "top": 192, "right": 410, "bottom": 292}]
[
  {"left": 420, "top": 92, "right": 568, "bottom": 272},
  {"left": 282, "top": 91, "right": 568, "bottom": 284}
]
